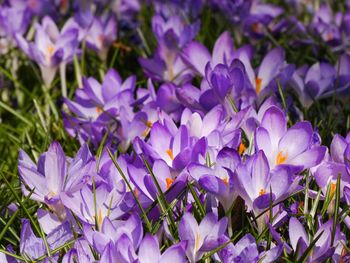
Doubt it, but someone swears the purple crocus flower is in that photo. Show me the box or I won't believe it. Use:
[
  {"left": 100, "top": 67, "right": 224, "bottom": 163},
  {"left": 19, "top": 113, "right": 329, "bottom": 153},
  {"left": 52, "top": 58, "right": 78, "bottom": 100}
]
[
  {"left": 83, "top": 214, "right": 143, "bottom": 254},
  {"left": 217, "top": 234, "right": 282, "bottom": 263},
  {"left": 85, "top": 14, "right": 117, "bottom": 61},
  {"left": 61, "top": 181, "right": 127, "bottom": 228},
  {"left": 255, "top": 105, "right": 326, "bottom": 171},
  {"left": 188, "top": 148, "right": 241, "bottom": 212},
  {"left": 178, "top": 212, "right": 228, "bottom": 263},
  {"left": 311, "top": 4, "right": 342, "bottom": 45},
  {"left": 314, "top": 133, "right": 350, "bottom": 199},
  {"left": 139, "top": 14, "right": 198, "bottom": 84},
  {"left": 244, "top": 47, "right": 293, "bottom": 97},
  {"left": 289, "top": 217, "right": 336, "bottom": 261},
  {"left": 289, "top": 62, "right": 336, "bottom": 108},
  {"left": 19, "top": 219, "right": 73, "bottom": 262},
  {"left": 136, "top": 234, "right": 187, "bottom": 263},
  {"left": 0, "top": 2, "right": 31, "bottom": 53},
  {"left": 64, "top": 69, "right": 137, "bottom": 149},
  {"left": 234, "top": 151, "right": 301, "bottom": 220},
  {"left": 16, "top": 16, "right": 79, "bottom": 87},
  {"left": 18, "top": 141, "right": 95, "bottom": 220},
  {"left": 242, "top": 0, "right": 283, "bottom": 38},
  {"left": 134, "top": 119, "right": 207, "bottom": 171}
]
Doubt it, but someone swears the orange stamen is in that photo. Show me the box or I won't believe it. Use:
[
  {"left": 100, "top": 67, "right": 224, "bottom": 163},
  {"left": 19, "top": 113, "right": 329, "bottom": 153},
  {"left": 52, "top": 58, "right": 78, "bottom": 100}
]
[
  {"left": 259, "top": 189, "right": 266, "bottom": 196},
  {"left": 255, "top": 78, "right": 262, "bottom": 94},
  {"left": 238, "top": 142, "right": 246, "bottom": 155},
  {"left": 96, "top": 106, "right": 103, "bottom": 114},
  {"left": 222, "top": 177, "right": 229, "bottom": 186},
  {"left": 276, "top": 150, "right": 288, "bottom": 165},
  {"left": 166, "top": 178, "right": 174, "bottom": 190},
  {"left": 330, "top": 182, "right": 337, "bottom": 196},
  {"left": 166, "top": 149, "right": 174, "bottom": 160},
  {"left": 252, "top": 23, "right": 260, "bottom": 33}
]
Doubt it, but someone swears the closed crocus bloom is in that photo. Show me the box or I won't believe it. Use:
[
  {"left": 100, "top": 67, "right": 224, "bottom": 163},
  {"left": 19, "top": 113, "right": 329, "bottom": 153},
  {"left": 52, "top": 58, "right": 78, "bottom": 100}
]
[
  {"left": 255, "top": 105, "right": 326, "bottom": 172},
  {"left": 15, "top": 16, "right": 79, "bottom": 87},
  {"left": 289, "top": 217, "right": 337, "bottom": 262},
  {"left": 20, "top": 219, "right": 73, "bottom": 262}
]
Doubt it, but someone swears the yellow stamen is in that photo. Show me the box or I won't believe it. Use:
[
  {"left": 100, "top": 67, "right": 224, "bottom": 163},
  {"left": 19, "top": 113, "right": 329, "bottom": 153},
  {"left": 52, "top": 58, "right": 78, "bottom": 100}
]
[
  {"left": 276, "top": 150, "right": 288, "bottom": 165},
  {"left": 47, "top": 44, "right": 55, "bottom": 56},
  {"left": 166, "top": 149, "right": 174, "bottom": 160},
  {"left": 255, "top": 78, "right": 262, "bottom": 94},
  {"left": 259, "top": 189, "right": 266, "bottom": 196},
  {"left": 238, "top": 142, "right": 246, "bottom": 155},
  {"left": 166, "top": 178, "right": 174, "bottom": 190},
  {"left": 97, "top": 208, "right": 103, "bottom": 227},
  {"left": 195, "top": 233, "right": 201, "bottom": 251},
  {"left": 142, "top": 121, "right": 153, "bottom": 137}
]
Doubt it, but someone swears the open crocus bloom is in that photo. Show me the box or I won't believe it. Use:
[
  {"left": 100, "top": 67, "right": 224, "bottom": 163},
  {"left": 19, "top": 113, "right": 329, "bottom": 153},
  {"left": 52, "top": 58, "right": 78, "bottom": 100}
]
[
  {"left": 234, "top": 150, "right": 301, "bottom": 215},
  {"left": 255, "top": 105, "right": 326, "bottom": 172},
  {"left": 15, "top": 16, "right": 79, "bottom": 87},
  {"left": 18, "top": 142, "right": 95, "bottom": 219},
  {"left": 61, "top": 181, "right": 127, "bottom": 228},
  {"left": 134, "top": 120, "right": 207, "bottom": 171},
  {"left": 178, "top": 212, "right": 228, "bottom": 263}
]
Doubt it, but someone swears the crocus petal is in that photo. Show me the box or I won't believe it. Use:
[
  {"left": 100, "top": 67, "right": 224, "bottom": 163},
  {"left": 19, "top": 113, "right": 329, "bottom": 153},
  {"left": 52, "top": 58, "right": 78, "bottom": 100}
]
[
  {"left": 289, "top": 217, "right": 308, "bottom": 251},
  {"left": 138, "top": 234, "right": 161, "bottom": 263},
  {"left": 278, "top": 121, "right": 313, "bottom": 160},
  {"left": 160, "top": 242, "right": 187, "bottom": 263},
  {"left": 182, "top": 41, "right": 211, "bottom": 76},
  {"left": 257, "top": 47, "right": 285, "bottom": 90},
  {"left": 199, "top": 174, "right": 228, "bottom": 196},
  {"left": 289, "top": 146, "right": 326, "bottom": 169},
  {"left": 260, "top": 106, "right": 286, "bottom": 148},
  {"left": 330, "top": 134, "right": 347, "bottom": 163},
  {"left": 44, "top": 141, "right": 67, "bottom": 196}
]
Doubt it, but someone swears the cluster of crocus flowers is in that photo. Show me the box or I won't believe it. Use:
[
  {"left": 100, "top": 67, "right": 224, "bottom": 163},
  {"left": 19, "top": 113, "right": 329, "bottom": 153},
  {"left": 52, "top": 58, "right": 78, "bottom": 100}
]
[{"left": 2, "top": 0, "right": 350, "bottom": 263}]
